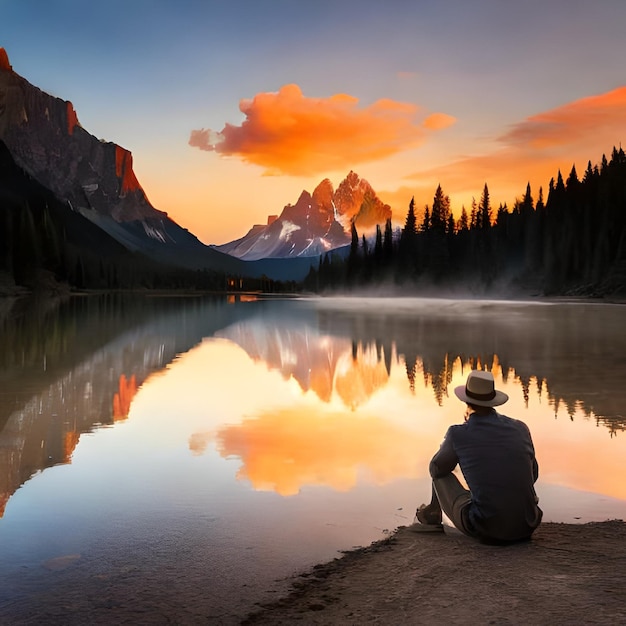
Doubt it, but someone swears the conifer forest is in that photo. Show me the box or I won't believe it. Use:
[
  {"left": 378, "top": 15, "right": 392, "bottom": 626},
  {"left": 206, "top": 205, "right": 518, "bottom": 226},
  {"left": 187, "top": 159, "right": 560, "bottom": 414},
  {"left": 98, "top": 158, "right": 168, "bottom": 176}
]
[{"left": 305, "top": 147, "right": 626, "bottom": 297}]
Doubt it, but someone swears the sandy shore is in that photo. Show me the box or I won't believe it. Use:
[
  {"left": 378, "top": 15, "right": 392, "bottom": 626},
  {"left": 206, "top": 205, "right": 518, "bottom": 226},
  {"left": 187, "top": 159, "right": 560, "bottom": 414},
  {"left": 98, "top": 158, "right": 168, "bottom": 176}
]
[{"left": 243, "top": 520, "right": 626, "bottom": 625}]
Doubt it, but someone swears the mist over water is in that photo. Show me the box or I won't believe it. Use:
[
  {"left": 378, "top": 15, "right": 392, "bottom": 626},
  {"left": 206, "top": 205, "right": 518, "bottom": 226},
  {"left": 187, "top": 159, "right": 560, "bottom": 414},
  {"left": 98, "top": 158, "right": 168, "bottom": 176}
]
[{"left": 0, "top": 294, "right": 624, "bottom": 622}]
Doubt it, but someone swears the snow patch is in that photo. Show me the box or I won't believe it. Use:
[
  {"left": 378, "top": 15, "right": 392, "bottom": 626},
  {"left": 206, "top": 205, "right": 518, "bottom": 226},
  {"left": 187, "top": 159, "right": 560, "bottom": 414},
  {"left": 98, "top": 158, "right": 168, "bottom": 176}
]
[
  {"left": 279, "top": 221, "right": 301, "bottom": 241},
  {"left": 143, "top": 222, "right": 167, "bottom": 243}
]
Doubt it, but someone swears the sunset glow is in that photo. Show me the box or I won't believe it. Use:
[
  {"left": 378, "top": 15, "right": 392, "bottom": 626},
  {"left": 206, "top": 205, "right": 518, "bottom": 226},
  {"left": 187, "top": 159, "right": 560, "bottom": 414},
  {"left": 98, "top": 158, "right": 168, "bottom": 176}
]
[
  {"left": 5, "top": 2, "right": 626, "bottom": 244},
  {"left": 130, "top": 328, "right": 626, "bottom": 513},
  {"left": 189, "top": 84, "right": 432, "bottom": 176},
  {"left": 215, "top": 407, "right": 424, "bottom": 496},
  {"left": 202, "top": 353, "right": 626, "bottom": 505}
]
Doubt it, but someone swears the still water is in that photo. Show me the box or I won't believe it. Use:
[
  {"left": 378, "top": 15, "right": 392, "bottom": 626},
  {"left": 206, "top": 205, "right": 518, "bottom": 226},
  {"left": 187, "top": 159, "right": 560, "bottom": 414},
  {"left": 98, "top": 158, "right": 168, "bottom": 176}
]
[{"left": 0, "top": 294, "right": 625, "bottom": 623}]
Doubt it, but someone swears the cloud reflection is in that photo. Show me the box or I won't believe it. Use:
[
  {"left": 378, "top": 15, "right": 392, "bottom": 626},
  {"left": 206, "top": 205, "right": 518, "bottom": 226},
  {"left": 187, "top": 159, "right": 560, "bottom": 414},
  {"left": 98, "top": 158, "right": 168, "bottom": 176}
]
[{"left": 213, "top": 406, "right": 425, "bottom": 496}]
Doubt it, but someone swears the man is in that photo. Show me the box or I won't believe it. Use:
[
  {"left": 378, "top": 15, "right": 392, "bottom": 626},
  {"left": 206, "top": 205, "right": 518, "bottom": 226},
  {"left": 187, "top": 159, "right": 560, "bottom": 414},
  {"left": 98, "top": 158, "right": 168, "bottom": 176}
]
[{"left": 413, "top": 370, "right": 542, "bottom": 544}]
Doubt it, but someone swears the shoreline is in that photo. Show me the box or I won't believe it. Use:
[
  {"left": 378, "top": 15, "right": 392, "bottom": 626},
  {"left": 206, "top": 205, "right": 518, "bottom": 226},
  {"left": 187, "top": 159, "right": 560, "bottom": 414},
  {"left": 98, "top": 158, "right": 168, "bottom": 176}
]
[{"left": 243, "top": 520, "right": 626, "bottom": 625}]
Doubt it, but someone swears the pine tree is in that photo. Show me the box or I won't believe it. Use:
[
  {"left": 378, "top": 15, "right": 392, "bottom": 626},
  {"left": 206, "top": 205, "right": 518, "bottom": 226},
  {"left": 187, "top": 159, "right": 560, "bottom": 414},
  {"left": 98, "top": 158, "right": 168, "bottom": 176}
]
[
  {"left": 346, "top": 220, "right": 360, "bottom": 285},
  {"left": 521, "top": 182, "right": 534, "bottom": 215},
  {"left": 350, "top": 220, "right": 359, "bottom": 259},
  {"left": 457, "top": 205, "right": 469, "bottom": 231},
  {"left": 479, "top": 184, "right": 492, "bottom": 229},
  {"left": 566, "top": 164, "right": 579, "bottom": 190},
  {"left": 383, "top": 217, "right": 394, "bottom": 262},
  {"left": 496, "top": 203, "right": 508, "bottom": 226},
  {"left": 431, "top": 184, "right": 451, "bottom": 233},
  {"left": 420, "top": 205, "right": 430, "bottom": 232},
  {"left": 398, "top": 197, "right": 419, "bottom": 281},
  {"left": 536, "top": 187, "right": 545, "bottom": 212},
  {"left": 447, "top": 213, "right": 455, "bottom": 234},
  {"left": 374, "top": 224, "right": 383, "bottom": 261},
  {"left": 403, "top": 197, "right": 418, "bottom": 237},
  {"left": 582, "top": 160, "right": 594, "bottom": 184}
]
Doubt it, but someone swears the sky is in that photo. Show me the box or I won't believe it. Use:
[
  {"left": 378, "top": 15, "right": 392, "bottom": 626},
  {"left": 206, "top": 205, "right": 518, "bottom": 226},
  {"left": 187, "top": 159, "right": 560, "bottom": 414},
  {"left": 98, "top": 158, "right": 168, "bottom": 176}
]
[{"left": 3, "top": 0, "right": 626, "bottom": 245}]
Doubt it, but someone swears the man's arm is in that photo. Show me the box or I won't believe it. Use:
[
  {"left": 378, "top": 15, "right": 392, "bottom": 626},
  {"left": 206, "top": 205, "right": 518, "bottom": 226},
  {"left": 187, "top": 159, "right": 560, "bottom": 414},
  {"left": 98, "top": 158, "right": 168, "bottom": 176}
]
[
  {"left": 429, "top": 427, "right": 458, "bottom": 478},
  {"left": 522, "top": 422, "right": 540, "bottom": 483}
]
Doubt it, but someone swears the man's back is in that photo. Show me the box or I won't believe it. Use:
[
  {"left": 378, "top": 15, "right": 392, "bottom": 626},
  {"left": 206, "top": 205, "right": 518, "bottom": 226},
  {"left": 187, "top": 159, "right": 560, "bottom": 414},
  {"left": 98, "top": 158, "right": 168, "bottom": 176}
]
[{"left": 431, "top": 410, "right": 542, "bottom": 542}]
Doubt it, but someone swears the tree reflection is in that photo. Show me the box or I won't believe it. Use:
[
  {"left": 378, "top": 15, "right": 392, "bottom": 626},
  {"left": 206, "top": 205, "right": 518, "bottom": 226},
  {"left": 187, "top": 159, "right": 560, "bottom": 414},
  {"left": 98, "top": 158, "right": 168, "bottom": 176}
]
[
  {"left": 1, "top": 296, "right": 624, "bottom": 519},
  {"left": 221, "top": 299, "right": 626, "bottom": 434}
]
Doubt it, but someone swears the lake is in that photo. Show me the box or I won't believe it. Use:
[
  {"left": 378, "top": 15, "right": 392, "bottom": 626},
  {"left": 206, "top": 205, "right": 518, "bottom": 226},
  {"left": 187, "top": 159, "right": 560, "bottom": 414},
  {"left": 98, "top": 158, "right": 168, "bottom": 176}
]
[{"left": 1, "top": 294, "right": 625, "bottom": 623}]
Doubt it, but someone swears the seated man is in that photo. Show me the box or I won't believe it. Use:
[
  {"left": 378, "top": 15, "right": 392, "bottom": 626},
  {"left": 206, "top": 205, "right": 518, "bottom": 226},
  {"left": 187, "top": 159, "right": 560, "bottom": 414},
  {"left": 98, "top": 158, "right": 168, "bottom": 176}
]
[{"left": 413, "top": 370, "right": 542, "bottom": 544}]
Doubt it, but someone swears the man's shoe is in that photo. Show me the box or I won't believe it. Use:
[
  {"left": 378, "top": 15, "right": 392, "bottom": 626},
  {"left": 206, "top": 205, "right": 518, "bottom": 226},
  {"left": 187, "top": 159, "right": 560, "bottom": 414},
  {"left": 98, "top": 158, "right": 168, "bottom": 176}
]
[{"left": 415, "top": 503, "right": 442, "bottom": 526}]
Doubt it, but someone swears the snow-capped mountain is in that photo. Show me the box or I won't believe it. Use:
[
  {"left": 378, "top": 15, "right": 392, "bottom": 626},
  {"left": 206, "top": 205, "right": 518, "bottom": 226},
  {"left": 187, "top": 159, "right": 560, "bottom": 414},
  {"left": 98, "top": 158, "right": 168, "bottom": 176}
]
[{"left": 215, "top": 172, "right": 391, "bottom": 260}]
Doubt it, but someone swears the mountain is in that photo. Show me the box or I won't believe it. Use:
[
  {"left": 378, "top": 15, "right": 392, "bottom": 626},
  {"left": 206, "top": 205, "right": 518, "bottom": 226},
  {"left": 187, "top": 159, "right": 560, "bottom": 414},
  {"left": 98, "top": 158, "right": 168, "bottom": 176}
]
[
  {"left": 0, "top": 48, "right": 317, "bottom": 282},
  {"left": 0, "top": 138, "right": 146, "bottom": 292},
  {"left": 215, "top": 172, "right": 391, "bottom": 260}
]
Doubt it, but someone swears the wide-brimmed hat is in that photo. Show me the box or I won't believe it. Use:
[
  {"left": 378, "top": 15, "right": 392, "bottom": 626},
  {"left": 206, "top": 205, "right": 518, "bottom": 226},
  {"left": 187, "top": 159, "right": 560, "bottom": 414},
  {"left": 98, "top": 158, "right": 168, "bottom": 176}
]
[{"left": 454, "top": 370, "right": 508, "bottom": 407}]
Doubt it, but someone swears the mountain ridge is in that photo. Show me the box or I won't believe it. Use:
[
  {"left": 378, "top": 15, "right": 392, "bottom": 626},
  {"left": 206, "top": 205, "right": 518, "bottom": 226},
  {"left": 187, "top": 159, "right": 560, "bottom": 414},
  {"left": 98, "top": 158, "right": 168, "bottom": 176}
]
[
  {"left": 0, "top": 48, "right": 323, "bottom": 281},
  {"left": 215, "top": 171, "right": 391, "bottom": 260}
]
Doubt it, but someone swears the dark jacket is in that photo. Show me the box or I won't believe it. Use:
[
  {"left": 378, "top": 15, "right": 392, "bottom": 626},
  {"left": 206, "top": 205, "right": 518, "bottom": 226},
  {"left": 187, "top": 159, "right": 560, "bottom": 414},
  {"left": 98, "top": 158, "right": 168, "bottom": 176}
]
[{"left": 430, "top": 409, "right": 542, "bottom": 542}]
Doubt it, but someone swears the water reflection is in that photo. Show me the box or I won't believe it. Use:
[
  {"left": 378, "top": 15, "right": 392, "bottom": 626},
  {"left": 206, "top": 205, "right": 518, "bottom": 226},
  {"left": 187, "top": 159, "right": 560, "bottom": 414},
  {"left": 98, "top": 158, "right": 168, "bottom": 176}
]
[
  {"left": 1, "top": 295, "right": 625, "bottom": 519},
  {"left": 217, "top": 297, "right": 626, "bottom": 431},
  {"left": 215, "top": 406, "right": 419, "bottom": 496},
  {"left": 0, "top": 294, "right": 254, "bottom": 516},
  {"left": 1, "top": 294, "right": 624, "bottom": 622},
  {"left": 201, "top": 298, "right": 626, "bottom": 508}
]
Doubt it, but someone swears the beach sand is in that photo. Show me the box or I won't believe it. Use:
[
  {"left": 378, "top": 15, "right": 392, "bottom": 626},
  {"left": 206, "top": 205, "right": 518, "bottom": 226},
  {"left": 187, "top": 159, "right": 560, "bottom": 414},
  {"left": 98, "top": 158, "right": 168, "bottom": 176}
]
[{"left": 243, "top": 520, "right": 626, "bottom": 625}]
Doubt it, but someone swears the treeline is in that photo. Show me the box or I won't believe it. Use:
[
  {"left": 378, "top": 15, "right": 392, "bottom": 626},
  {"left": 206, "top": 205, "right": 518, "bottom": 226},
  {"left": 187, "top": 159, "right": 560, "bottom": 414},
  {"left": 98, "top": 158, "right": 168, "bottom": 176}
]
[
  {"left": 304, "top": 146, "right": 626, "bottom": 296},
  {"left": 0, "top": 141, "right": 223, "bottom": 292},
  {"left": 0, "top": 141, "right": 286, "bottom": 294},
  {"left": 0, "top": 194, "right": 229, "bottom": 292}
]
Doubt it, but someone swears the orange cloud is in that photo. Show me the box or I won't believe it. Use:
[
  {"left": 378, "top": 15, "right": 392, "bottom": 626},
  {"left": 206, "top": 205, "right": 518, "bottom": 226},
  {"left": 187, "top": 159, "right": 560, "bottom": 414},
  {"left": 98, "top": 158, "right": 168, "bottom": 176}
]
[
  {"left": 423, "top": 112, "right": 456, "bottom": 131},
  {"left": 189, "top": 84, "right": 454, "bottom": 176},
  {"left": 501, "top": 86, "right": 626, "bottom": 151},
  {"left": 189, "top": 431, "right": 211, "bottom": 455},
  {"left": 400, "top": 86, "right": 626, "bottom": 212}
]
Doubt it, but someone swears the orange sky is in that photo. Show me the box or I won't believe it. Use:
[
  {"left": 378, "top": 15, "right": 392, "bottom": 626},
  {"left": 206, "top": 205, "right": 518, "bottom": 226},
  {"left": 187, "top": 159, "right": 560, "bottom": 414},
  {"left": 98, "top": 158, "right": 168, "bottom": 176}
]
[
  {"left": 8, "top": 2, "right": 626, "bottom": 245},
  {"left": 130, "top": 335, "right": 626, "bottom": 510},
  {"left": 147, "top": 83, "right": 626, "bottom": 244}
]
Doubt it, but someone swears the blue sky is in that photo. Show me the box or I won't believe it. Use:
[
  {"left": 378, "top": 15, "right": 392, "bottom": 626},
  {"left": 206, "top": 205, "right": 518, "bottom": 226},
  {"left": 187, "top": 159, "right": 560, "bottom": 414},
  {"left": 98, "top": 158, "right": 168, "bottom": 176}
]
[{"left": 3, "top": 0, "right": 626, "bottom": 243}]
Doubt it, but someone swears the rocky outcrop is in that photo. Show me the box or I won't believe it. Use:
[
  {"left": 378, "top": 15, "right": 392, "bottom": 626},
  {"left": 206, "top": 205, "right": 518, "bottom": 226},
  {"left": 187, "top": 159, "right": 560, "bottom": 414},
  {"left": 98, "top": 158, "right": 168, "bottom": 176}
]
[
  {"left": 0, "top": 48, "right": 11, "bottom": 72},
  {"left": 0, "top": 48, "right": 160, "bottom": 224},
  {"left": 334, "top": 171, "right": 391, "bottom": 231},
  {"left": 0, "top": 48, "right": 252, "bottom": 277},
  {"left": 0, "top": 47, "right": 385, "bottom": 277}
]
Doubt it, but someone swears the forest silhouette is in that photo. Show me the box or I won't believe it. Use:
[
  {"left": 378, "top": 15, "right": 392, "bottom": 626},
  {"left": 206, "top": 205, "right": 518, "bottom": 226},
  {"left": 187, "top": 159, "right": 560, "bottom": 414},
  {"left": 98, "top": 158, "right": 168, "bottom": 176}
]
[
  {"left": 305, "top": 146, "right": 626, "bottom": 297},
  {"left": 2, "top": 141, "right": 626, "bottom": 295}
]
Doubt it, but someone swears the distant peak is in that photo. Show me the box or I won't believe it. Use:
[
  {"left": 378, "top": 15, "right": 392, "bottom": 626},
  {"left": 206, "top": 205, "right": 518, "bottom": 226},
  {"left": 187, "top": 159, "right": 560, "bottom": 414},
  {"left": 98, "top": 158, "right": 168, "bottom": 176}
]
[{"left": 0, "top": 48, "right": 12, "bottom": 71}]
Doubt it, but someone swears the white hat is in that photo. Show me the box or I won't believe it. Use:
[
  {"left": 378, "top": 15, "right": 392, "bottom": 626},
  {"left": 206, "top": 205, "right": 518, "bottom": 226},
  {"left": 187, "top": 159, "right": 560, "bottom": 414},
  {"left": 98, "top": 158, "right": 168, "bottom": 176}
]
[{"left": 454, "top": 370, "right": 508, "bottom": 407}]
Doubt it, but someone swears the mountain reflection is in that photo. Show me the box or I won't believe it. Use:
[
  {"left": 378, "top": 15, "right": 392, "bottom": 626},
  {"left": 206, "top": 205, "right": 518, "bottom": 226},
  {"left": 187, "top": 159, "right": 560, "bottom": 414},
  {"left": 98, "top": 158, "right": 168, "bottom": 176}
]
[
  {"left": 0, "top": 294, "right": 256, "bottom": 517},
  {"left": 1, "top": 295, "right": 624, "bottom": 518},
  {"left": 113, "top": 374, "right": 138, "bottom": 421},
  {"left": 216, "top": 298, "right": 626, "bottom": 434},
  {"left": 206, "top": 299, "right": 626, "bottom": 499}
]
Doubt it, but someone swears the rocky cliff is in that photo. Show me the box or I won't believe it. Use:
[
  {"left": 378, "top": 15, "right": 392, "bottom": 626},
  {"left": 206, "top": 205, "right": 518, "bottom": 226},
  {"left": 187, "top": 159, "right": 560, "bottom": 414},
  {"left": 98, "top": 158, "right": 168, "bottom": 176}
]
[
  {"left": 0, "top": 48, "right": 256, "bottom": 276},
  {"left": 0, "top": 49, "right": 159, "bottom": 224}
]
